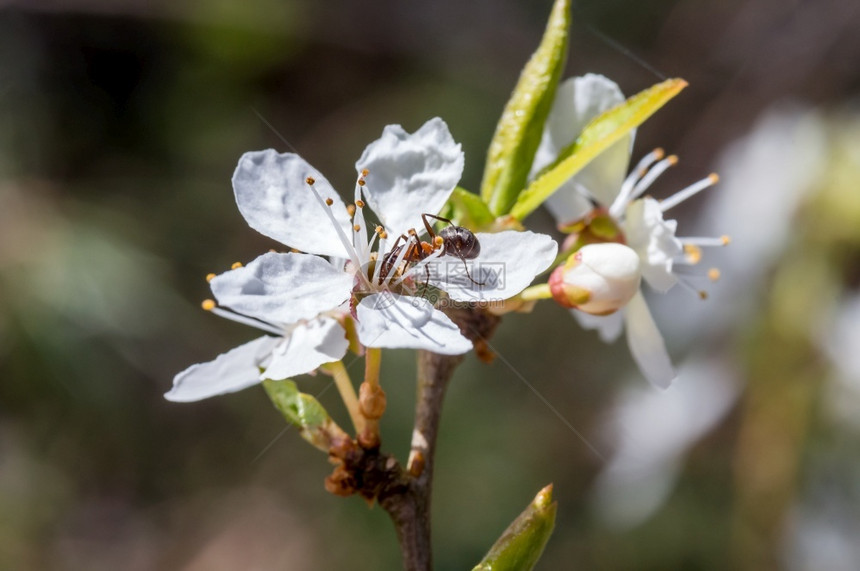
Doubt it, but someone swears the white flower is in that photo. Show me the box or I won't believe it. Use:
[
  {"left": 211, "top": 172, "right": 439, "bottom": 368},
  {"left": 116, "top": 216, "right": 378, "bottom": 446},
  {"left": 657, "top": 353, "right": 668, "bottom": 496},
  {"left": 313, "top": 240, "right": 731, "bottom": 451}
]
[
  {"left": 168, "top": 117, "right": 557, "bottom": 401},
  {"left": 533, "top": 74, "right": 727, "bottom": 388}
]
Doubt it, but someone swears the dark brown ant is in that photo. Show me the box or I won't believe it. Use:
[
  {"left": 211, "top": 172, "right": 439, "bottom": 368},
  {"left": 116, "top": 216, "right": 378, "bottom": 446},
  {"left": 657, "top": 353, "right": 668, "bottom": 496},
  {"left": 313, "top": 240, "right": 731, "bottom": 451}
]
[{"left": 379, "top": 214, "right": 484, "bottom": 286}]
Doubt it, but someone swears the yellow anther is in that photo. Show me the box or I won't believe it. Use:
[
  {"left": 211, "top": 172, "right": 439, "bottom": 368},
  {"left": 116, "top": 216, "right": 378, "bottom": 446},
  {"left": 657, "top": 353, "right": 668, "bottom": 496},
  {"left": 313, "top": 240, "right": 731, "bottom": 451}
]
[
  {"left": 374, "top": 225, "right": 383, "bottom": 234},
  {"left": 698, "top": 290, "right": 708, "bottom": 300},
  {"left": 721, "top": 234, "right": 731, "bottom": 245},
  {"left": 653, "top": 148, "right": 665, "bottom": 160},
  {"left": 306, "top": 176, "right": 315, "bottom": 185},
  {"left": 205, "top": 273, "right": 216, "bottom": 282},
  {"left": 361, "top": 168, "right": 369, "bottom": 177},
  {"left": 358, "top": 179, "right": 366, "bottom": 187},
  {"left": 709, "top": 173, "right": 720, "bottom": 184},
  {"left": 667, "top": 155, "right": 679, "bottom": 166},
  {"left": 201, "top": 299, "right": 216, "bottom": 311},
  {"left": 708, "top": 268, "right": 721, "bottom": 281},
  {"left": 684, "top": 244, "right": 702, "bottom": 264},
  {"left": 356, "top": 199, "right": 365, "bottom": 208},
  {"left": 325, "top": 198, "right": 334, "bottom": 206},
  {"left": 346, "top": 204, "right": 356, "bottom": 216},
  {"left": 353, "top": 224, "right": 361, "bottom": 232},
  {"left": 231, "top": 261, "right": 243, "bottom": 269},
  {"left": 434, "top": 235, "right": 444, "bottom": 247},
  {"left": 380, "top": 231, "right": 388, "bottom": 239}
]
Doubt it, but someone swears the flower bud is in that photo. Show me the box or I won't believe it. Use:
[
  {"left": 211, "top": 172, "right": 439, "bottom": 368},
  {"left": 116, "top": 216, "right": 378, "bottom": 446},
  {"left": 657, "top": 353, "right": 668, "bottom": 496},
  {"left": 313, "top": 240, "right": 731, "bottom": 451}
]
[{"left": 549, "top": 243, "right": 641, "bottom": 315}]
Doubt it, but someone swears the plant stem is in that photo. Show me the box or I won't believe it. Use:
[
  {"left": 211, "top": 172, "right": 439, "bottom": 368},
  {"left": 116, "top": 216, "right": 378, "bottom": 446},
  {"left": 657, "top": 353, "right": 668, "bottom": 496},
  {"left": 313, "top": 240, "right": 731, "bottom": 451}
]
[
  {"left": 377, "top": 350, "right": 461, "bottom": 571},
  {"left": 379, "top": 306, "right": 501, "bottom": 571},
  {"left": 519, "top": 283, "right": 553, "bottom": 301},
  {"left": 326, "top": 361, "right": 365, "bottom": 435},
  {"left": 359, "top": 347, "right": 385, "bottom": 448}
]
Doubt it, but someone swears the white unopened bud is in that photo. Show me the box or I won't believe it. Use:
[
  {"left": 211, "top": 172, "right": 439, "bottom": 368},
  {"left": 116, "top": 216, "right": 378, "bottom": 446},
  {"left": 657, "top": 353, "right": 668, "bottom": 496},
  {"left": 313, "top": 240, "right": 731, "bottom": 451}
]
[{"left": 549, "top": 243, "right": 641, "bottom": 315}]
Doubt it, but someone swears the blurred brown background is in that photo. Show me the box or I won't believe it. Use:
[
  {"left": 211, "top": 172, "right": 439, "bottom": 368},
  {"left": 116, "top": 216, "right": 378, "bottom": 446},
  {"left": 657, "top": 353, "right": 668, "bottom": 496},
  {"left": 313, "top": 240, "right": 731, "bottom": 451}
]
[{"left": 2, "top": 0, "right": 860, "bottom": 569}]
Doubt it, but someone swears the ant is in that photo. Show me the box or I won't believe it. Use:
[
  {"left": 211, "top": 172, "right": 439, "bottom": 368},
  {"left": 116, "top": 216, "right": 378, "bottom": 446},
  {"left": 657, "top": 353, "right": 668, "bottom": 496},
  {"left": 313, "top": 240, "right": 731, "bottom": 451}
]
[{"left": 379, "top": 214, "right": 485, "bottom": 287}]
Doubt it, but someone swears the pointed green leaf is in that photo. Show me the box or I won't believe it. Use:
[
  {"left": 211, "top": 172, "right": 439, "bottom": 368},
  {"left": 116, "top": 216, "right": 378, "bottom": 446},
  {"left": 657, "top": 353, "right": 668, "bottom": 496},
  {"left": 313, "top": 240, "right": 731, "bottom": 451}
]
[
  {"left": 473, "top": 484, "right": 558, "bottom": 571},
  {"left": 510, "top": 78, "right": 688, "bottom": 221},
  {"left": 480, "top": 0, "right": 571, "bottom": 217},
  {"left": 445, "top": 187, "right": 495, "bottom": 230},
  {"left": 263, "top": 379, "right": 347, "bottom": 452}
]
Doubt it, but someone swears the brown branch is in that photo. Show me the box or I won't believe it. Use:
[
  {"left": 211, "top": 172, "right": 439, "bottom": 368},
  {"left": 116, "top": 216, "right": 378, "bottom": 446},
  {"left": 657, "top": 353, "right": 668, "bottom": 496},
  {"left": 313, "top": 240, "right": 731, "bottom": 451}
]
[{"left": 327, "top": 306, "right": 501, "bottom": 571}]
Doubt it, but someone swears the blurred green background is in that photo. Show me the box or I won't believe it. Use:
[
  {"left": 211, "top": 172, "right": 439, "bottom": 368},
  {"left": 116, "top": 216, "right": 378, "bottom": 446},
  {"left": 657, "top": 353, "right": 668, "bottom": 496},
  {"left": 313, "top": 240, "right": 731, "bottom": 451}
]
[{"left": 2, "top": 0, "right": 860, "bottom": 569}]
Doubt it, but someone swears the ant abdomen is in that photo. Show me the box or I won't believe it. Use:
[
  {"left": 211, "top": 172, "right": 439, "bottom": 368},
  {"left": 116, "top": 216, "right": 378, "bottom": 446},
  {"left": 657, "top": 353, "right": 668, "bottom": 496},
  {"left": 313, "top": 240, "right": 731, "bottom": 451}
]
[{"left": 439, "top": 226, "right": 480, "bottom": 259}]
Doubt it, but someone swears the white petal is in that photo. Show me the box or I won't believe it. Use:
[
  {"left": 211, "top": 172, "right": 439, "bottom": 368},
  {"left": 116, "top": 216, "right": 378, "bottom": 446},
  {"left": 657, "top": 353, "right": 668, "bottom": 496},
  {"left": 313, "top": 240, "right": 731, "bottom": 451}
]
[
  {"left": 625, "top": 291, "right": 675, "bottom": 388},
  {"left": 625, "top": 198, "right": 682, "bottom": 292},
  {"left": 543, "top": 180, "right": 595, "bottom": 226},
  {"left": 210, "top": 252, "right": 352, "bottom": 324},
  {"left": 573, "top": 308, "right": 625, "bottom": 343},
  {"left": 233, "top": 150, "right": 352, "bottom": 257},
  {"left": 166, "top": 335, "right": 279, "bottom": 402},
  {"left": 533, "top": 75, "right": 633, "bottom": 220},
  {"left": 356, "top": 292, "right": 472, "bottom": 355},
  {"left": 356, "top": 117, "right": 464, "bottom": 238},
  {"left": 262, "top": 316, "right": 348, "bottom": 380},
  {"left": 427, "top": 231, "right": 557, "bottom": 302}
]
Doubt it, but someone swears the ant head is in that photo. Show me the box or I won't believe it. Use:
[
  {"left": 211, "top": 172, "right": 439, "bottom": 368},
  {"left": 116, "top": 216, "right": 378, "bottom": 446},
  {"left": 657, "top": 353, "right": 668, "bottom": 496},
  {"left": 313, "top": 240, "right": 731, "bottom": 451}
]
[{"left": 439, "top": 225, "right": 480, "bottom": 259}]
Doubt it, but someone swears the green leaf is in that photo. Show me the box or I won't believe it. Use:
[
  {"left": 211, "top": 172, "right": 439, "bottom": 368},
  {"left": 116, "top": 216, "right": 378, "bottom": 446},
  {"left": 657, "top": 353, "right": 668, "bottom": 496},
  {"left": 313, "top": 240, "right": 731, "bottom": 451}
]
[
  {"left": 263, "top": 379, "right": 347, "bottom": 452},
  {"left": 445, "top": 187, "right": 495, "bottom": 230},
  {"left": 480, "top": 0, "right": 571, "bottom": 217},
  {"left": 472, "top": 484, "right": 558, "bottom": 571},
  {"left": 509, "top": 78, "right": 688, "bottom": 221}
]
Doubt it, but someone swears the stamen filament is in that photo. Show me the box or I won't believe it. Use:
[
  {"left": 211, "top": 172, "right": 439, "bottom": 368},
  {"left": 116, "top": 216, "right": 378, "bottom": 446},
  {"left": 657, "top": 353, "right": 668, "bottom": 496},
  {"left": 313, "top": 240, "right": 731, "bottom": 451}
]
[
  {"left": 680, "top": 235, "right": 731, "bottom": 247},
  {"left": 660, "top": 173, "right": 719, "bottom": 212},
  {"left": 305, "top": 180, "right": 372, "bottom": 289},
  {"left": 352, "top": 198, "right": 369, "bottom": 262},
  {"left": 372, "top": 231, "right": 388, "bottom": 284},
  {"left": 382, "top": 238, "right": 412, "bottom": 288},
  {"left": 630, "top": 155, "right": 678, "bottom": 201},
  {"left": 210, "top": 306, "right": 284, "bottom": 336},
  {"left": 611, "top": 148, "right": 665, "bottom": 218},
  {"left": 674, "top": 275, "right": 708, "bottom": 300}
]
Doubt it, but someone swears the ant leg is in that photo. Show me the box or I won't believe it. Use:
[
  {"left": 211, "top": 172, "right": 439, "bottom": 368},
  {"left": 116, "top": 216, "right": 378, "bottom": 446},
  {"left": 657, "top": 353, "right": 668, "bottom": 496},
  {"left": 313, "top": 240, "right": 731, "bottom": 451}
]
[
  {"left": 421, "top": 213, "right": 439, "bottom": 240},
  {"left": 387, "top": 233, "right": 405, "bottom": 252},
  {"left": 422, "top": 213, "right": 454, "bottom": 230},
  {"left": 459, "top": 256, "right": 486, "bottom": 286},
  {"left": 379, "top": 233, "right": 410, "bottom": 284}
]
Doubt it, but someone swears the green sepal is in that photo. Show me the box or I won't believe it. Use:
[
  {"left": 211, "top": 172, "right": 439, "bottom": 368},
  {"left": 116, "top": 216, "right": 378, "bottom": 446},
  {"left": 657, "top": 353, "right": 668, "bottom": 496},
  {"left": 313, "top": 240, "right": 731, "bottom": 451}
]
[
  {"left": 263, "top": 379, "right": 347, "bottom": 452},
  {"left": 444, "top": 186, "right": 496, "bottom": 230},
  {"left": 472, "top": 484, "right": 558, "bottom": 571},
  {"left": 510, "top": 78, "right": 688, "bottom": 221},
  {"left": 480, "top": 0, "right": 571, "bottom": 217}
]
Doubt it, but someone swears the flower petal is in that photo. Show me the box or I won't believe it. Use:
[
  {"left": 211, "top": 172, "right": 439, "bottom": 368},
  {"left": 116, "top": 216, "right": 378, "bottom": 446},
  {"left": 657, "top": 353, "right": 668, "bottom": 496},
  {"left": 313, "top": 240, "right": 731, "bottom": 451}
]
[
  {"left": 426, "top": 231, "right": 557, "bottom": 302},
  {"left": 573, "top": 309, "right": 625, "bottom": 343},
  {"left": 210, "top": 252, "right": 352, "bottom": 325},
  {"left": 165, "top": 335, "right": 279, "bottom": 402},
  {"left": 532, "top": 75, "right": 632, "bottom": 221},
  {"left": 356, "top": 292, "right": 472, "bottom": 355},
  {"left": 624, "top": 291, "right": 675, "bottom": 389},
  {"left": 262, "top": 316, "right": 348, "bottom": 380},
  {"left": 233, "top": 150, "right": 352, "bottom": 257},
  {"left": 624, "top": 198, "right": 682, "bottom": 292},
  {"left": 356, "top": 117, "right": 464, "bottom": 238}
]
